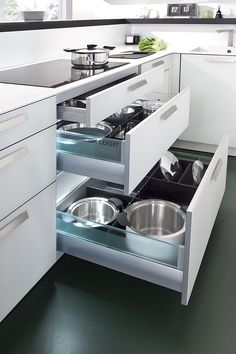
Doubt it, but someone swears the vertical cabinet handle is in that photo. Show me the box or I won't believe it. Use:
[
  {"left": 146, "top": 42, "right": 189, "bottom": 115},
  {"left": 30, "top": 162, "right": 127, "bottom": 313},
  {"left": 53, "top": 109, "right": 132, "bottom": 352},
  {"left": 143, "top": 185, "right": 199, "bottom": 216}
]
[
  {"left": 211, "top": 158, "right": 223, "bottom": 181},
  {"left": 0, "top": 211, "right": 29, "bottom": 240},
  {"left": 161, "top": 105, "right": 178, "bottom": 120},
  {"left": 0, "top": 147, "right": 29, "bottom": 169},
  {"left": 0, "top": 114, "right": 28, "bottom": 133},
  {"left": 152, "top": 60, "right": 165, "bottom": 68},
  {"left": 128, "top": 79, "right": 147, "bottom": 92}
]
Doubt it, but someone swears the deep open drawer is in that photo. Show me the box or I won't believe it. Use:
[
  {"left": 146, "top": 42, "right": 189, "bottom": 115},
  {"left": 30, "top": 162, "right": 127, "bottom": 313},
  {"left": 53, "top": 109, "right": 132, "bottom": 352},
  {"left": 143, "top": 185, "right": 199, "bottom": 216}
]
[
  {"left": 56, "top": 135, "right": 228, "bottom": 305},
  {"left": 57, "top": 88, "right": 190, "bottom": 195},
  {"left": 57, "top": 62, "right": 165, "bottom": 126}
]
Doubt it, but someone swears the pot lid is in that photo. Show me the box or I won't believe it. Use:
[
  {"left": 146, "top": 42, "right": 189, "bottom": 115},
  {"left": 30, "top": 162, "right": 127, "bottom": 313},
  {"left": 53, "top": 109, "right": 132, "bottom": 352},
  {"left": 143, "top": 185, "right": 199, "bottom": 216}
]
[{"left": 77, "top": 44, "right": 106, "bottom": 54}]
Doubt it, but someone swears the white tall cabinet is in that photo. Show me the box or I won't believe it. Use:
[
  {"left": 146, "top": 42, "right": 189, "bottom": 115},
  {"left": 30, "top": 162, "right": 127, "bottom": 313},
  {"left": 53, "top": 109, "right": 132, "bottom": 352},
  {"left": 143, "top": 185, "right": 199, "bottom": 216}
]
[{"left": 180, "top": 54, "right": 236, "bottom": 150}]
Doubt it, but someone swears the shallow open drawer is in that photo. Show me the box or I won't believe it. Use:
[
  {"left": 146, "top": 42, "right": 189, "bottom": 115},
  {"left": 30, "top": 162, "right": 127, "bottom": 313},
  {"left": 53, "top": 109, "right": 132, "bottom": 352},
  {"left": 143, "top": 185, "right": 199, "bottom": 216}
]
[
  {"left": 57, "top": 87, "right": 190, "bottom": 195},
  {"left": 57, "top": 62, "right": 165, "bottom": 126},
  {"left": 57, "top": 135, "right": 228, "bottom": 305}
]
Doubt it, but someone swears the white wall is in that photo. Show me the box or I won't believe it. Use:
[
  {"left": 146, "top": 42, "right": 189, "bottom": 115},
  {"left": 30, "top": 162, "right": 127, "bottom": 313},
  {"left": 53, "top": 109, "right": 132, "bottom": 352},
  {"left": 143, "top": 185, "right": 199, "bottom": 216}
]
[
  {"left": 0, "top": 24, "right": 128, "bottom": 69},
  {"left": 72, "top": 1, "right": 236, "bottom": 19},
  {"left": 131, "top": 24, "right": 236, "bottom": 48}
]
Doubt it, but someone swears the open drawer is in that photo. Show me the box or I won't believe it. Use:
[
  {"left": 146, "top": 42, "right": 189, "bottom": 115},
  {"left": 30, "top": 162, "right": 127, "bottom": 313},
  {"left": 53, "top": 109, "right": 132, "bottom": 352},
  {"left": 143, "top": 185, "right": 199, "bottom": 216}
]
[
  {"left": 56, "top": 135, "right": 228, "bottom": 305},
  {"left": 57, "top": 87, "right": 190, "bottom": 195},
  {"left": 57, "top": 62, "right": 165, "bottom": 126}
]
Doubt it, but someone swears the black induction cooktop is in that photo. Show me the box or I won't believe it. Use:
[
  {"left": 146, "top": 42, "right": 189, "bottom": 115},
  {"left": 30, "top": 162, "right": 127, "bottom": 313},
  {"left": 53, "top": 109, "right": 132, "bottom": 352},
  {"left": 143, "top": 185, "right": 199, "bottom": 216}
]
[{"left": 0, "top": 59, "right": 128, "bottom": 88}]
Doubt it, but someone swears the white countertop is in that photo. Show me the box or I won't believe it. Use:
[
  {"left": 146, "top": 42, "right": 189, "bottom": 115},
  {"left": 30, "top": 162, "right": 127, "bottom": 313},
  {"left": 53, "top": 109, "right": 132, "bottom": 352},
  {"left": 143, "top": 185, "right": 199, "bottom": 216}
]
[{"left": 0, "top": 44, "right": 231, "bottom": 115}]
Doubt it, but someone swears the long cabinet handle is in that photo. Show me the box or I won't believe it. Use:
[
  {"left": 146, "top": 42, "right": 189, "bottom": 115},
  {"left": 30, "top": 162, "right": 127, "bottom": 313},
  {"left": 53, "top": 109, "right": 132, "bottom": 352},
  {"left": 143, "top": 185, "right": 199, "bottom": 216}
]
[
  {"left": 152, "top": 60, "right": 165, "bottom": 68},
  {"left": 161, "top": 105, "right": 178, "bottom": 120},
  {"left": 0, "top": 114, "right": 28, "bottom": 133},
  {"left": 0, "top": 211, "right": 29, "bottom": 240},
  {"left": 128, "top": 79, "right": 147, "bottom": 92},
  {"left": 206, "top": 58, "right": 236, "bottom": 63},
  {"left": 211, "top": 158, "right": 223, "bottom": 181},
  {"left": 0, "top": 147, "right": 29, "bottom": 170}
]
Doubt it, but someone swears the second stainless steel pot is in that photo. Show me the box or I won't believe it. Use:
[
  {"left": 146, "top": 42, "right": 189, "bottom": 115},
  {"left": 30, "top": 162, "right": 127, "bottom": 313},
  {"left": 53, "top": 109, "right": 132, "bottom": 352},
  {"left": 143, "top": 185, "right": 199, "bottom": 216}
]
[
  {"left": 64, "top": 44, "right": 115, "bottom": 69},
  {"left": 118, "top": 199, "right": 186, "bottom": 245}
]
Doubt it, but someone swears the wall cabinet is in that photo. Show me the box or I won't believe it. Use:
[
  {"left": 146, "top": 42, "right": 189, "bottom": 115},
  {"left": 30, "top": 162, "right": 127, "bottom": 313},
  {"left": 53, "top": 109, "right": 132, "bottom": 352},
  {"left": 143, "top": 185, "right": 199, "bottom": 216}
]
[{"left": 180, "top": 54, "right": 236, "bottom": 150}]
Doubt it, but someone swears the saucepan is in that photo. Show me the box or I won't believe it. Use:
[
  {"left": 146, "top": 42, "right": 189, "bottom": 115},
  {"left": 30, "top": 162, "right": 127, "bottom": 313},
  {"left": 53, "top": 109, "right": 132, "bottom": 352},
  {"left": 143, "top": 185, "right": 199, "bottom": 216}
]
[
  {"left": 67, "top": 197, "right": 123, "bottom": 228},
  {"left": 118, "top": 199, "right": 186, "bottom": 246},
  {"left": 64, "top": 44, "right": 115, "bottom": 69}
]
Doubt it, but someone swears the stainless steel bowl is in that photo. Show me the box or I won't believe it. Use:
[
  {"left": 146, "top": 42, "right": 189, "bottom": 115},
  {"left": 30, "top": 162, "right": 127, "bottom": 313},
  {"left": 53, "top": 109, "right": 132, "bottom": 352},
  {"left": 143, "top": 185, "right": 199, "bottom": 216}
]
[
  {"left": 67, "top": 197, "right": 121, "bottom": 227},
  {"left": 126, "top": 199, "right": 186, "bottom": 245}
]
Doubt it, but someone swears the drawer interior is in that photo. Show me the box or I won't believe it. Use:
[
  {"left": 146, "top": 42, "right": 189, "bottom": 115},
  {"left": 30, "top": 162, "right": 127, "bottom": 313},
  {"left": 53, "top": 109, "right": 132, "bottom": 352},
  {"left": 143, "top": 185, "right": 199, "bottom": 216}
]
[{"left": 56, "top": 149, "right": 210, "bottom": 270}]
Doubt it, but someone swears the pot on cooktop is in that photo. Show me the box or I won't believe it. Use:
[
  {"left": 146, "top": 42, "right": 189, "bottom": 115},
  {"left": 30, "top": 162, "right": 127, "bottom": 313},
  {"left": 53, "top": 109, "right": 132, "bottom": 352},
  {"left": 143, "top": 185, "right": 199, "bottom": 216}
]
[{"left": 64, "top": 44, "right": 115, "bottom": 69}]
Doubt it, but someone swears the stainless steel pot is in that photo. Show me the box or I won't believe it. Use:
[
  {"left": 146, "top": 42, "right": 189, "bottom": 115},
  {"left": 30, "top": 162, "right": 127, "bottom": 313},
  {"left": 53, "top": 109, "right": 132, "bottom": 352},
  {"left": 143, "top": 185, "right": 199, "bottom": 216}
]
[
  {"left": 118, "top": 199, "right": 186, "bottom": 245},
  {"left": 67, "top": 197, "right": 123, "bottom": 227},
  {"left": 64, "top": 45, "right": 115, "bottom": 69},
  {"left": 58, "top": 121, "right": 112, "bottom": 142}
]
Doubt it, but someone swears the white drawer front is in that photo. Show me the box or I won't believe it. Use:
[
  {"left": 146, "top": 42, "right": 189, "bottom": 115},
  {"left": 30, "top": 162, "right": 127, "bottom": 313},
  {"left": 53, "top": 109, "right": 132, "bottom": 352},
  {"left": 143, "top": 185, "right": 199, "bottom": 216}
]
[
  {"left": 56, "top": 135, "right": 227, "bottom": 305},
  {"left": 140, "top": 55, "right": 170, "bottom": 74},
  {"left": 0, "top": 97, "right": 56, "bottom": 151},
  {"left": 58, "top": 65, "right": 165, "bottom": 126},
  {"left": 57, "top": 88, "right": 190, "bottom": 194},
  {"left": 0, "top": 126, "right": 56, "bottom": 221},
  {"left": 182, "top": 135, "right": 229, "bottom": 305},
  {"left": 125, "top": 87, "right": 190, "bottom": 194},
  {"left": 0, "top": 183, "right": 56, "bottom": 322}
]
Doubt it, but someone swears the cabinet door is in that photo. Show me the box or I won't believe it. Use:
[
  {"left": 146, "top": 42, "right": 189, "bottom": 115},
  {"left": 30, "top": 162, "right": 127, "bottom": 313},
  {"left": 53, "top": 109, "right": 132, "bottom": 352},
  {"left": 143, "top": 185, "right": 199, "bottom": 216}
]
[
  {"left": 0, "top": 184, "right": 56, "bottom": 322},
  {"left": 180, "top": 54, "right": 236, "bottom": 148}
]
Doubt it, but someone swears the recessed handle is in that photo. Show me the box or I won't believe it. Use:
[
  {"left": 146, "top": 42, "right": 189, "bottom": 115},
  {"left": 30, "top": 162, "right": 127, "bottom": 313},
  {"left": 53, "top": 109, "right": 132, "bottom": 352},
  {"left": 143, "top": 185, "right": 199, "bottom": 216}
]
[
  {"left": 0, "top": 147, "right": 29, "bottom": 170},
  {"left": 211, "top": 158, "right": 223, "bottom": 181},
  {"left": 127, "top": 79, "right": 147, "bottom": 92},
  {"left": 206, "top": 58, "right": 236, "bottom": 63},
  {"left": 0, "top": 211, "right": 29, "bottom": 240},
  {"left": 161, "top": 105, "right": 178, "bottom": 120},
  {"left": 152, "top": 60, "right": 165, "bottom": 68},
  {"left": 0, "top": 114, "right": 28, "bottom": 133}
]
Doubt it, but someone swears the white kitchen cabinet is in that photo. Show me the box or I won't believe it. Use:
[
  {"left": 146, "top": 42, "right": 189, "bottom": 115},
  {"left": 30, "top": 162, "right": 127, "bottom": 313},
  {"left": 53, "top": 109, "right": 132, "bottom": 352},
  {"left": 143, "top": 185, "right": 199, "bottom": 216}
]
[
  {"left": 0, "top": 95, "right": 57, "bottom": 322},
  {"left": 0, "top": 126, "right": 56, "bottom": 221},
  {"left": 0, "top": 183, "right": 56, "bottom": 323},
  {"left": 57, "top": 64, "right": 165, "bottom": 126},
  {"left": 57, "top": 88, "right": 190, "bottom": 194},
  {"left": 140, "top": 54, "right": 180, "bottom": 95},
  {"left": 0, "top": 97, "right": 56, "bottom": 151},
  {"left": 57, "top": 135, "right": 228, "bottom": 305},
  {"left": 180, "top": 54, "right": 236, "bottom": 150}
]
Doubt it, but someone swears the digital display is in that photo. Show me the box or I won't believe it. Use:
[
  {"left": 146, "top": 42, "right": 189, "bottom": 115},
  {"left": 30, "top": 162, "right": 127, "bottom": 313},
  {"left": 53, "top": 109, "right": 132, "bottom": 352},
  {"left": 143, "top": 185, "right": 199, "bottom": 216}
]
[{"left": 167, "top": 3, "right": 198, "bottom": 17}]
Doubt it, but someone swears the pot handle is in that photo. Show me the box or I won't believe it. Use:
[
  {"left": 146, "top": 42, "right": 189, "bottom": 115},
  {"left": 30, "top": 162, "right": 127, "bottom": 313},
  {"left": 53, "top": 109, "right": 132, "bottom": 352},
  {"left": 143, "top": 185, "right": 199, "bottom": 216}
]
[
  {"left": 116, "top": 210, "right": 131, "bottom": 227},
  {"left": 87, "top": 56, "right": 108, "bottom": 65},
  {"left": 108, "top": 198, "right": 124, "bottom": 211},
  {"left": 87, "top": 44, "right": 97, "bottom": 50},
  {"left": 103, "top": 46, "right": 116, "bottom": 50},
  {"left": 63, "top": 48, "right": 79, "bottom": 53}
]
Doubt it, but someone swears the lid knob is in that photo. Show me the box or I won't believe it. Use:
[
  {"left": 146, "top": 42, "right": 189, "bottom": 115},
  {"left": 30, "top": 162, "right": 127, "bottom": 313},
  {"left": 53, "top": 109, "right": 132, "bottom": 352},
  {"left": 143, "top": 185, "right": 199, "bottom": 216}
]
[{"left": 87, "top": 44, "right": 97, "bottom": 50}]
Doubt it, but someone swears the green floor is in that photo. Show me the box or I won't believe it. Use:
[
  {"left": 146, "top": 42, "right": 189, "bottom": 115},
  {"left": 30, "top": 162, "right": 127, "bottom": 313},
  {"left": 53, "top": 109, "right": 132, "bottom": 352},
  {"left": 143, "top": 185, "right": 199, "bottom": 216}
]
[{"left": 1, "top": 157, "right": 236, "bottom": 354}]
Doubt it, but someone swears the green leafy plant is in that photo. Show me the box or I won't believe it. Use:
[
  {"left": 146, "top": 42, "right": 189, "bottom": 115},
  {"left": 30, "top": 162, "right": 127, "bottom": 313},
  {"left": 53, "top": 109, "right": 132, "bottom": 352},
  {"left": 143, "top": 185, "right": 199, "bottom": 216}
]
[{"left": 139, "top": 37, "right": 167, "bottom": 52}]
